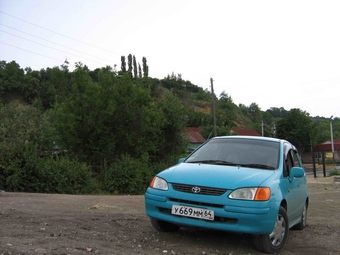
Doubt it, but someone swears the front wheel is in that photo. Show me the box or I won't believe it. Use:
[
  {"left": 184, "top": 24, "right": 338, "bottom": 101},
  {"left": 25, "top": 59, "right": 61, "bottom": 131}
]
[
  {"left": 253, "top": 206, "right": 289, "bottom": 254},
  {"left": 150, "top": 218, "right": 180, "bottom": 232}
]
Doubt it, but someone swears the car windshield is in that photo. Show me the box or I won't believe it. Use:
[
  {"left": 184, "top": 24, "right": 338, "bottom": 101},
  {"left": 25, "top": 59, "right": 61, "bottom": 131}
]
[{"left": 185, "top": 138, "right": 280, "bottom": 170}]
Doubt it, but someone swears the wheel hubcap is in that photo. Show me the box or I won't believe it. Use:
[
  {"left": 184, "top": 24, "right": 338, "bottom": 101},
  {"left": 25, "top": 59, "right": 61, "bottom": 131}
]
[{"left": 269, "top": 214, "right": 286, "bottom": 247}]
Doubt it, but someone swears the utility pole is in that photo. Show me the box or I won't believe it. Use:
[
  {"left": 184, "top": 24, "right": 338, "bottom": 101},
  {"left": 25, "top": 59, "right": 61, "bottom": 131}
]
[
  {"left": 210, "top": 78, "right": 217, "bottom": 137},
  {"left": 330, "top": 116, "right": 335, "bottom": 164}
]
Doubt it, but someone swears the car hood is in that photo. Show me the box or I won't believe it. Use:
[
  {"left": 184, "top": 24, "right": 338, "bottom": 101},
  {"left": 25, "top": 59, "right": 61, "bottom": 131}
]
[{"left": 159, "top": 163, "right": 275, "bottom": 189}]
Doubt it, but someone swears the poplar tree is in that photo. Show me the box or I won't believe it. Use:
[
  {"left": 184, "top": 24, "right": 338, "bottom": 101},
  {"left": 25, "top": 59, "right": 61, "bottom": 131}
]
[
  {"left": 128, "top": 54, "right": 133, "bottom": 77},
  {"left": 138, "top": 63, "right": 142, "bottom": 78},
  {"left": 142, "top": 57, "right": 149, "bottom": 78},
  {"left": 121, "top": 56, "right": 126, "bottom": 72},
  {"left": 133, "top": 55, "right": 137, "bottom": 78}
]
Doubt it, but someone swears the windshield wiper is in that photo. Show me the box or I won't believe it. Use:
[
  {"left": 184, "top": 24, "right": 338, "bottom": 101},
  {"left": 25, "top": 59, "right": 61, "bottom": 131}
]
[
  {"left": 186, "top": 161, "right": 275, "bottom": 169},
  {"left": 186, "top": 160, "right": 238, "bottom": 166},
  {"left": 240, "top": 163, "right": 275, "bottom": 170}
]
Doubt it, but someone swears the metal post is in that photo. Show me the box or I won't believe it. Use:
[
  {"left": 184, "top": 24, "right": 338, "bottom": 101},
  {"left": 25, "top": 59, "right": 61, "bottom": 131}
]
[
  {"left": 312, "top": 150, "right": 316, "bottom": 178},
  {"left": 322, "top": 151, "right": 326, "bottom": 177},
  {"left": 210, "top": 78, "right": 217, "bottom": 137},
  {"left": 330, "top": 116, "right": 335, "bottom": 164}
]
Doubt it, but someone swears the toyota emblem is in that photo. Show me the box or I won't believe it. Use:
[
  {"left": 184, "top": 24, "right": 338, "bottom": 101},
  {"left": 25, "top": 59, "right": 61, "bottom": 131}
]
[{"left": 191, "top": 186, "right": 201, "bottom": 193}]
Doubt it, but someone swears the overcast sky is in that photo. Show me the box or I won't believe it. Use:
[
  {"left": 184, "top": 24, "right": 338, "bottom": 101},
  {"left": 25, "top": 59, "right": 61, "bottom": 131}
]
[{"left": 1, "top": 0, "right": 339, "bottom": 118}]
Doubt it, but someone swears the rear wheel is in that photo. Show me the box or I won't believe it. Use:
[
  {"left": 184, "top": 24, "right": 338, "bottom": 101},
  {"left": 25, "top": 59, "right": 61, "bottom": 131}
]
[
  {"left": 150, "top": 218, "right": 180, "bottom": 232},
  {"left": 253, "top": 206, "right": 289, "bottom": 254},
  {"left": 293, "top": 201, "right": 307, "bottom": 230}
]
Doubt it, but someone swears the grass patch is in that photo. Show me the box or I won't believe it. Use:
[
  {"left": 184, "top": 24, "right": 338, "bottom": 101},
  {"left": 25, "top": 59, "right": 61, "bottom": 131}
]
[{"left": 329, "top": 169, "right": 340, "bottom": 176}]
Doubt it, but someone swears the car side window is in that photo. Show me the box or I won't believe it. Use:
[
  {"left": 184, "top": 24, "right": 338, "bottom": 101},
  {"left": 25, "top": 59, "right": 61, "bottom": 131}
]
[
  {"left": 285, "top": 152, "right": 294, "bottom": 177},
  {"left": 291, "top": 150, "right": 301, "bottom": 167},
  {"left": 283, "top": 143, "right": 292, "bottom": 177}
]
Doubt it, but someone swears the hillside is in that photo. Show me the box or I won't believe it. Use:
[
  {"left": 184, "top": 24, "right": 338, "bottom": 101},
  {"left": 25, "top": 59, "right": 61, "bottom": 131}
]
[{"left": 1, "top": 60, "right": 338, "bottom": 142}]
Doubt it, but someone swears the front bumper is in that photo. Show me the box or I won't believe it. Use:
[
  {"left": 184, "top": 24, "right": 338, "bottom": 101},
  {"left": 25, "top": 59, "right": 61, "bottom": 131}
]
[{"left": 145, "top": 188, "right": 278, "bottom": 234}]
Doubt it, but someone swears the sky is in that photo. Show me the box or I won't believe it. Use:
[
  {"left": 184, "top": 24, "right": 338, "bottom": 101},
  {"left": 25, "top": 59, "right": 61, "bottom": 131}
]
[{"left": 1, "top": 0, "right": 339, "bottom": 118}]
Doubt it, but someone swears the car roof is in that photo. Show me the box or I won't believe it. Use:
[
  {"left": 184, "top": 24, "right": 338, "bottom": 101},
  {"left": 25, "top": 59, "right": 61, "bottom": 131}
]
[
  {"left": 210, "top": 136, "right": 300, "bottom": 151},
  {"left": 211, "top": 135, "right": 284, "bottom": 143}
]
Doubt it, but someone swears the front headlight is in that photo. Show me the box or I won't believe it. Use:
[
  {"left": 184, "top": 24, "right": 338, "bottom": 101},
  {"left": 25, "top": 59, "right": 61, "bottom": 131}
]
[
  {"left": 149, "top": 176, "right": 168, "bottom": 190},
  {"left": 229, "top": 187, "right": 270, "bottom": 201}
]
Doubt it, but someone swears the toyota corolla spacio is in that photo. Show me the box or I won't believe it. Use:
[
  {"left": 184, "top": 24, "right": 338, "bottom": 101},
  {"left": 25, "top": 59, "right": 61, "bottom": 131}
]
[{"left": 145, "top": 136, "right": 309, "bottom": 254}]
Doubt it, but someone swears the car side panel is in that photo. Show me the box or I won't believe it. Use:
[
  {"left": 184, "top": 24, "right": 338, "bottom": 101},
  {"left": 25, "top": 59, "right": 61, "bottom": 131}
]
[{"left": 278, "top": 175, "right": 308, "bottom": 228}]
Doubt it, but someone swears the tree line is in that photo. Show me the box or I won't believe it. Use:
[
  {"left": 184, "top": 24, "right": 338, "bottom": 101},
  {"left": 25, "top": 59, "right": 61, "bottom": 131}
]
[
  {"left": 0, "top": 58, "right": 339, "bottom": 194},
  {"left": 0, "top": 58, "right": 187, "bottom": 194},
  {"left": 120, "top": 54, "right": 148, "bottom": 78}
]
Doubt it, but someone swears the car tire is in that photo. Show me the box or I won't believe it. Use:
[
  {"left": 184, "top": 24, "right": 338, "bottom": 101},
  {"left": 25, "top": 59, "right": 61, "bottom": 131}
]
[
  {"left": 253, "top": 206, "right": 289, "bottom": 254},
  {"left": 293, "top": 201, "right": 307, "bottom": 230},
  {"left": 150, "top": 218, "right": 180, "bottom": 232}
]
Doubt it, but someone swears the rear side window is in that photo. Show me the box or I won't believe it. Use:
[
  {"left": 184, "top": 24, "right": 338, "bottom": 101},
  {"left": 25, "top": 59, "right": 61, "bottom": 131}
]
[
  {"left": 284, "top": 151, "right": 294, "bottom": 177},
  {"left": 283, "top": 142, "right": 293, "bottom": 177},
  {"left": 283, "top": 148, "right": 302, "bottom": 177},
  {"left": 291, "top": 150, "right": 302, "bottom": 167}
]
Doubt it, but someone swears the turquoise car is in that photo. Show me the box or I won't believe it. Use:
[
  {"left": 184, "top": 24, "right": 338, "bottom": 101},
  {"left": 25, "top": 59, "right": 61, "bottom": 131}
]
[{"left": 145, "top": 136, "right": 309, "bottom": 254}]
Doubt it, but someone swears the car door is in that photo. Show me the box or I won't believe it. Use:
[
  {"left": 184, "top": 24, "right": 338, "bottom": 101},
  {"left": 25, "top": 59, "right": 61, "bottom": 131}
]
[
  {"left": 290, "top": 149, "right": 307, "bottom": 214},
  {"left": 282, "top": 143, "right": 302, "bottom": 222}
]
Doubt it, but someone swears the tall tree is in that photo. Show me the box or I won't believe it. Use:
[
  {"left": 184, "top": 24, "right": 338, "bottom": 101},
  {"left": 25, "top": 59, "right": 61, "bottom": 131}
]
[
  {"left": 121, "top": 56, "right": 126, "bottom": 72},
  {"left": 128, "top": 54, "right": 133, "bottom": 77},
  {"left": 138, "top": 63, "right": 142, "bottom": 78},
  {"left": 133, "top": 55, "right": 137, "bottom": 78},
  {"left": 142, "top": 57, "right": 149, "bottom": 78}
]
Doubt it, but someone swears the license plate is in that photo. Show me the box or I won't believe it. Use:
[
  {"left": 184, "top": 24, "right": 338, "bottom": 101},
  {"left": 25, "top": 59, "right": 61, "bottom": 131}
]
[{"left": 171, "top": 205, "right": 214, "bottom": 221}]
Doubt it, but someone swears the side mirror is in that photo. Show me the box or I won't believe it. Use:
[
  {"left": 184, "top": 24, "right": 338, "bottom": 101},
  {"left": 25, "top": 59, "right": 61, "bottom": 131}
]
[
  {"left": 177, "top": 158, "right": 186, "bottom": 164},
  {"left": 289, "top": 166, "right": 305, "bottom": 181}
]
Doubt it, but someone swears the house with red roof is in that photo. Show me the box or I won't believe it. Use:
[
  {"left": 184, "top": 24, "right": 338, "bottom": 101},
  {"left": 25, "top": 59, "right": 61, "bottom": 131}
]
[
  {"left": 314, "top": 139, "right": 340, "bottom": 162},
  {"left": 231, "top": 128, "right": 261, "bottom": 136},
  {"left": 183, "top": 127, "right": 262, "bottom": 153},
  {"left": 183, "top": 127, "right": 206, "bottom": 152}
]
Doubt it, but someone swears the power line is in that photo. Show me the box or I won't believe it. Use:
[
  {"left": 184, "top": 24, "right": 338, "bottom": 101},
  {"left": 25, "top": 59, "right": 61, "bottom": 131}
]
[
  {"left": 0, "top": 23, "right": 117, "bottom": 64},
  {"left": 0, "top": 41, "right": 63, "bottom": 63},
  {"left": 0, "top": 11, "right": 120, "bottom": 55},
  {"left": 0, "top": 29, "right": 113, "bottom": 66}
]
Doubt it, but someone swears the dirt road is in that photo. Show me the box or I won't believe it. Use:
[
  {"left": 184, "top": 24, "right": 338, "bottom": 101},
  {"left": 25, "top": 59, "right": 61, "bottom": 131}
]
[{"left": 1, "top": 177, "right": 339, "bottom": 255}]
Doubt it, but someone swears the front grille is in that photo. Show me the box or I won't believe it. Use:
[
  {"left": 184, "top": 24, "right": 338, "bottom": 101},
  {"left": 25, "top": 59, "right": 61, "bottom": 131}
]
[{"left": 172, "top": 183, "right": 227, "bottom": 196}]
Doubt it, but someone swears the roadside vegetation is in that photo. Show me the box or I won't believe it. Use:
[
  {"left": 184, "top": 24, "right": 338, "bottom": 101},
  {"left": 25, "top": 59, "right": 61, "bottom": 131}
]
[
  {"left": 0, "top": 57, "right": 339, "bottom": 194},
  {"left": 329, "top": 169, "right": 340, "bottom": 176}
]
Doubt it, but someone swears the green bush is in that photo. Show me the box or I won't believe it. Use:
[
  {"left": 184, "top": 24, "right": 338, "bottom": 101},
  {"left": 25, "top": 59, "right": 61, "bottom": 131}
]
[
  {"left": 104, "top": 155, "right": 149, "bottom": 195},
  {"left": 37, "top": 156, "right": 97, "bottom": 194},
  {"left": 0, "top": 142, "right": 42, "bottom": 192},
  {"left": 0, "top": 141, "right": 97, "bottom": 194},
  {"left": 329, "top": 169, "right": 340, "bottom": 177}
]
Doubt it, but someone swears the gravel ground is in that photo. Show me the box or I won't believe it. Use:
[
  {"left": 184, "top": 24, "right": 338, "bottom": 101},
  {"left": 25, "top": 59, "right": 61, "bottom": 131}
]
[{"left": 0, "top": 177, "right": 340, "bottom": 255}]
